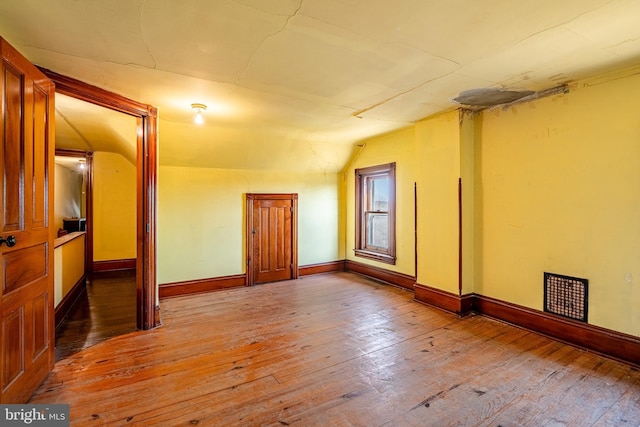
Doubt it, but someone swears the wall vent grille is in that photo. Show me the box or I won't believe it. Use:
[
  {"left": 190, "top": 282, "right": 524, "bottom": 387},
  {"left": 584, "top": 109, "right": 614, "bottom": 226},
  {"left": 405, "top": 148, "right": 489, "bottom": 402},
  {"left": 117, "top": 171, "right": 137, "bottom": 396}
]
[{"left": 544, "top": 272, "right": 588, "bottom": 322}]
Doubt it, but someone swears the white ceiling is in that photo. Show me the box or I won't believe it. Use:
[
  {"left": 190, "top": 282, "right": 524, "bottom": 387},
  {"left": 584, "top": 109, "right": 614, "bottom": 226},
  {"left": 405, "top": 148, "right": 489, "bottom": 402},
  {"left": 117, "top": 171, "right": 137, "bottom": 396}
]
[{"left": 2, "top": 0, "right": 640, "bottom": 172}]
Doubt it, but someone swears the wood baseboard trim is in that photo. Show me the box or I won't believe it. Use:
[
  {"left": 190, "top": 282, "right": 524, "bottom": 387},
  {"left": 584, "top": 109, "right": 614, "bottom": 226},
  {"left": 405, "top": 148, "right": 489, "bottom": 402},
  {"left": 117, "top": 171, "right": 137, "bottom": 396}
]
[
  {"left": 299, "top": 260, "right": 346, "bottom": 276},
  {"left": 414, "top": 283, "right": 474, "bottom": 316},
  {"left": 345, "top": 260, "right": 415, "bottom": 291},
  {"left": 55, "top": 275, "right": 87, "bottom": 329},
  {"left": 160, "top": 260, "right": 345, "bottom": 300},
  {"left": 157, "top": 261, "right": 639, "bottom": 366},
  {"left": 159, "top": 274, "right": 246, "bottom": 299},
  {"left": 412, "top": 285, "right": 639, "bottom": 366},
  {"left": 93, "top": 258, "right": 136, "bottom": 272},
  {"left": 474, "top": 295, "right": 640, "bottom": 368}
]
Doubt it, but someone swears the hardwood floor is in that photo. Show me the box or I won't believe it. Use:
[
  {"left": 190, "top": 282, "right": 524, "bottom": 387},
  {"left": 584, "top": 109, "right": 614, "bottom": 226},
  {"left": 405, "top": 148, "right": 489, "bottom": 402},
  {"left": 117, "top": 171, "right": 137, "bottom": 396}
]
[
  {"left": 32, "top": 272, "right": 640, "bottom": 426},
  {"left": 54, "top": 271, "right": 137, "bottom": 361}
]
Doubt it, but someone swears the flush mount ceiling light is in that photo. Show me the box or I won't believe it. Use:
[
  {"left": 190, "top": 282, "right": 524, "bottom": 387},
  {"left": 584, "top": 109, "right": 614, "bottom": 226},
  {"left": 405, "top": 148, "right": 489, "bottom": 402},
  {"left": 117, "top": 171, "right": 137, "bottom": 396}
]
[{"left": 191, "top": 103, "right": 207, "bottom": 125}]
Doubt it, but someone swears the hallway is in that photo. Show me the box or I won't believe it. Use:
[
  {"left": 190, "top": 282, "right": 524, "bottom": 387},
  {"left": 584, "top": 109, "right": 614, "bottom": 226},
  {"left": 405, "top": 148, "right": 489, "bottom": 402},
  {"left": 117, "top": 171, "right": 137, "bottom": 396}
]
[{"left": 55, "top": 271, "right": 137, "bottom": 361}]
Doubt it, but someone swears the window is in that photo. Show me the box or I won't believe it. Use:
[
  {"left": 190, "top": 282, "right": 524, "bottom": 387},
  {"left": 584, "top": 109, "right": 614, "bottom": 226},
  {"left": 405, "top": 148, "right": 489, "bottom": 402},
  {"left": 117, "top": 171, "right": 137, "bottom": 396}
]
[{"left": 355, "top": 162, "right": 396, "bottom": 264}]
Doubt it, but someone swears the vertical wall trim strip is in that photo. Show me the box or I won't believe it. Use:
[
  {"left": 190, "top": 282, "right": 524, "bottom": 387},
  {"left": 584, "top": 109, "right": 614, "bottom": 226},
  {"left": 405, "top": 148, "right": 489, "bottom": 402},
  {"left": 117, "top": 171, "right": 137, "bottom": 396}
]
[
  {"left": 458, "top": 177, "right": 462, "bottom": 296},
  {"left": 414, "top": 182, "right": 418, "bottom": 280}
]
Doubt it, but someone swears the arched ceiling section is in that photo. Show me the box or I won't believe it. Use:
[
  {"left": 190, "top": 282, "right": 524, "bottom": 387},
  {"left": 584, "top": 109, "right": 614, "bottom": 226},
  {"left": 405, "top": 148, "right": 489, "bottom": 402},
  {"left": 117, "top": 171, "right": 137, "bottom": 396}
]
[{"left": 55, "top": 93, "right": 138, "bottom": 164}]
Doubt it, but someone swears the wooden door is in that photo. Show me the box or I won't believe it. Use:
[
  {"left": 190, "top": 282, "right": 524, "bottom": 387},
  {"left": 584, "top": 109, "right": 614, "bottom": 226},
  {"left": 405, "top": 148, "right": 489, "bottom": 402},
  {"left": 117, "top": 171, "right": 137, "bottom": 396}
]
[
  {"left": 0, "top": 38, "right": 55, "bottom": 403},
  {"left": 247, "top": 194, "right": 298, "bottom": 285}
]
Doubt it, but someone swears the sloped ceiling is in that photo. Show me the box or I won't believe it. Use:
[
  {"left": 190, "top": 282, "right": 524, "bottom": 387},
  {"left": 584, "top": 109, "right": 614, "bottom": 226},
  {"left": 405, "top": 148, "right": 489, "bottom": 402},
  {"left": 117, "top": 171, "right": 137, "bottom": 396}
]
[
  {"left": 2, "top": 0, "right": 640, "bottom": 172},
  {"left": 55, "top": 93, "right": 138, "bottom": 164}
]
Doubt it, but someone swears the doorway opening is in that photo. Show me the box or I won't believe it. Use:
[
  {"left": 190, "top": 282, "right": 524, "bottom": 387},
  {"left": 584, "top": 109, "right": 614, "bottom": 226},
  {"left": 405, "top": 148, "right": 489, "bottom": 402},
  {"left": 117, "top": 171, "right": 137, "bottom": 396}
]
[
  {"left": 42, "top": 68, "right": 159, "bottom": 332},
  {"left": 53, "top": 98, "right": 138, "bottom": 359}
]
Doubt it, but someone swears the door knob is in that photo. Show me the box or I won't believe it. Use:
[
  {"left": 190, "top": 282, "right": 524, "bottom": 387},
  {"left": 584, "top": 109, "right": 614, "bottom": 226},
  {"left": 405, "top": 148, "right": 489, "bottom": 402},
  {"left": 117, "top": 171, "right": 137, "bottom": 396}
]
[{"left": 0, "top": 235, "right": 16, "bottom": 247}]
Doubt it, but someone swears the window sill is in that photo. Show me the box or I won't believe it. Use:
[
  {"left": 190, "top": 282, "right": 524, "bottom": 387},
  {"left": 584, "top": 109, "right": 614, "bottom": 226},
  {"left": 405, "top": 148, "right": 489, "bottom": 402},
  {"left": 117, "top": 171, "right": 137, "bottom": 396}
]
[{"left": 354, "top": 249, "right": 396, "bottom": 265}]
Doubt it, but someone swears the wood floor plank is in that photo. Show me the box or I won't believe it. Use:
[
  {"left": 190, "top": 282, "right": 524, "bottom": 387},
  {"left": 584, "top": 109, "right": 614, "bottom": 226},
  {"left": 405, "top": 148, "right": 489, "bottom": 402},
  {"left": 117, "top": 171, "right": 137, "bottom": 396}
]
[
  {"left": 481, "top": 356, "right": 640, "bottom": 427},
  {"left": 30, "top": 272, "right": 640, "bottom": 426},
  {"left": 592, "top": 370, "right": 640, "bottom": 426},
  {"left": 386, "top": 338, "right": 577, "bottom": 425},
  {"left": 132, "top": 375, "right": 284, "bottom": 426}
]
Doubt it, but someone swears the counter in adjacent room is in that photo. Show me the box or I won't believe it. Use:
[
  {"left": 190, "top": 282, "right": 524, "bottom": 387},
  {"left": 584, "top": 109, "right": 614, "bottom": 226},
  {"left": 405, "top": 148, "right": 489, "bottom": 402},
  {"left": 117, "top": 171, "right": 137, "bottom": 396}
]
[{"left": 54, "top": 231, "right": 86, "bottom": 309}]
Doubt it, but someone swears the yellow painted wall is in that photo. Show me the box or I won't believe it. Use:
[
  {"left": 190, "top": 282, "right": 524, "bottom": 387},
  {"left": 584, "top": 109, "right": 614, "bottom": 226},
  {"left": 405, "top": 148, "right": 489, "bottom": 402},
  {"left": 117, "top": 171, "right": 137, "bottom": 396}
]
[
  {"left": 54, "top": 234, "right": 85, "bottom": 307},
  {"left": 344, "top": 126, "right": 416, "bottom": 275},
  {"left": 93, "top": 151, "right": 136, "bottom": 261},
  {"left": 477, "top": 73, "right": 640, "bottom": 336},
  {"left": 342, "top": 111, "right": 468, "bottom": 294},
  {"left": 414, "top": 110, "right": 462, "bottom": 294},
  {"left": 54, "top": 163, "right": 83, "bottom": 231},
  {"left": 152, "top": 68, "right": 640, "bottom": 339},
  {"left": 339, "top": 70, "right": 640, "bottom": 338},
  {"left": 158, "top": 166, "right": 340, "bottom": 284}
]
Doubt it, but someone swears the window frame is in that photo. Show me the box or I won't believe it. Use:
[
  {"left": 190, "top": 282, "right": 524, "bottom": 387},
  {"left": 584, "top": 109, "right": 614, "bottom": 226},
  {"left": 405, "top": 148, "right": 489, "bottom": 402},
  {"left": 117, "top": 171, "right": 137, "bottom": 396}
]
[{"left": 354, "top": 162, "right": 396, "bottom": 264}]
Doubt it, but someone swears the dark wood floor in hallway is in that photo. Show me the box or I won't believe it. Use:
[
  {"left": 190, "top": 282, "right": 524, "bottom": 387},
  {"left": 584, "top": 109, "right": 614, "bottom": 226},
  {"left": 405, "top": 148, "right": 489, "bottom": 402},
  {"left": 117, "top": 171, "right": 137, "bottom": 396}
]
[
  {"left": 32, "top": 272, "right": 640, "bottom": 426},
  {"left": 54, "top": 271, "right": 137, "bottom": 361}
]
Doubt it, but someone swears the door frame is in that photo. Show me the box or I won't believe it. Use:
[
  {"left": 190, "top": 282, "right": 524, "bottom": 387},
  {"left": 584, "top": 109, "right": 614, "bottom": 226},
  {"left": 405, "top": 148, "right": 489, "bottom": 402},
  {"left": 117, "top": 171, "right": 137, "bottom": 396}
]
[
  {"left": 245, "top": 193, "right": 298, "bottom": 286},
  {"left": 42, "top": 68, "right": 159, "bottom": 330},
  {"left": 54, "top": 148, "right": 93, "bottom": 281}
]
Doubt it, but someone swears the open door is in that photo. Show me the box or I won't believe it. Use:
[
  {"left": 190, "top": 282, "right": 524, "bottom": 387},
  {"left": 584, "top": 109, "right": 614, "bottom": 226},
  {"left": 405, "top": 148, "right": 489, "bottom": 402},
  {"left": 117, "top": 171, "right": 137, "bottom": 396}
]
[{"left": 0, "top": 38, "right": 55, "bottom": 403}]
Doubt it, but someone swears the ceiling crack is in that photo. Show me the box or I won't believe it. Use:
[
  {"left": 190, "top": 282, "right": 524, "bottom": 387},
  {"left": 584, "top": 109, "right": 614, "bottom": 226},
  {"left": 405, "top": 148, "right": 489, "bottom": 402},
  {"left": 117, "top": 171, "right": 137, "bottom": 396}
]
[
  {"left": 351, "top": 70, "right": 458, "bottom": 118},
  {"left": 307, "top": 141, "right": 338, "bottom": 175},
  {"left": 605, "top": 35, "right": 640, "bottom": 52},
  {"left": 235, "top": 0, "right": 304, "bottom": 83},
  {"left": 404, "top": 44, "right": 460, "bottom": 68},
  {"left": 138, "top": 0, "right": 157, "bottom": 69},
  {"left": 504, "top": 0, "right": 618, "bottom": 53}
]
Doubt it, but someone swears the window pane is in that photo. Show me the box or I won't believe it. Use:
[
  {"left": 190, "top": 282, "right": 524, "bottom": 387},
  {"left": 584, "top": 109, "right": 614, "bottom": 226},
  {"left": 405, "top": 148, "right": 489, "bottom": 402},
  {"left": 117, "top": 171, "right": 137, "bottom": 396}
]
[
  {"left": 367, "top": 213, "right": 388, "bottom": 249},
  {"left": 369, "top": 177, "right": 389, "bottom": 211},
  {"left": 354, "top": 162, "right": 395, "bottom": 264}
]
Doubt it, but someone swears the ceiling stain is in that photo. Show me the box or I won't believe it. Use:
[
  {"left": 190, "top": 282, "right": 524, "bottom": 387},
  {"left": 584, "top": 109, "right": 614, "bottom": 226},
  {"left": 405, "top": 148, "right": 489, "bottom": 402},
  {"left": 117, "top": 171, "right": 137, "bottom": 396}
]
[{"left": 453, "top": 88, "right": 535, "bottom": 107}]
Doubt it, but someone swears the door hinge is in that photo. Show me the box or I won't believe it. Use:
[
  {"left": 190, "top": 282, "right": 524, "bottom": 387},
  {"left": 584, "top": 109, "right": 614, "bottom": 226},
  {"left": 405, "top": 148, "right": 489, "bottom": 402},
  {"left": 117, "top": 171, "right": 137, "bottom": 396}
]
[{"left": 290, "top": 206, "right": 293, "bottom": 212}]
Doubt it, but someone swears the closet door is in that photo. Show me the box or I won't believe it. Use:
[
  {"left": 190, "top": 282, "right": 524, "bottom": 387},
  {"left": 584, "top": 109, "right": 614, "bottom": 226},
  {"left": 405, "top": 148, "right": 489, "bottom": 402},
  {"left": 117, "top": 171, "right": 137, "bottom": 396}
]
[{"left": 247, "top": 194, "right": 298, "bottom": 285}]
